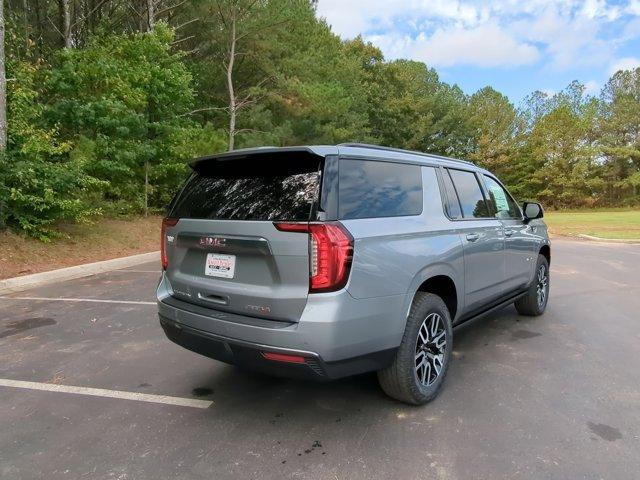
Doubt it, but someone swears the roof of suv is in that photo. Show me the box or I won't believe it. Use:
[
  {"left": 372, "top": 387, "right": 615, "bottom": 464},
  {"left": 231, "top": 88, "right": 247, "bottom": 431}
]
[{"left": 190, "top": 143, "right": 481, "bottom": 172}]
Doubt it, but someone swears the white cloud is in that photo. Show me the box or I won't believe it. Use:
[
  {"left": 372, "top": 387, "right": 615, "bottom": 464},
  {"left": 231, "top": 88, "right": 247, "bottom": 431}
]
[
  {"left": 584, "top": 80, "right": 600, "bottom": 95},
  {"left": 581, "top": 0, "right": 621, "bottom": 20},
  {"left": 413, "top": 23, "right": 539, "bottom": 68},
  {"left": 315, "top": 0, "right": 481, "bottom": 38},
  {"left": 609, "top": 57, "right": 640, "bottom": 74},
  {"left": 315, "top": 0, "right": 640, "bottom": 71},
  {"left": 514, "top": 6, "right": 609, "bottom": 69},
  {"left": 628, "top": 0, "right": 640, "bottom": 15}
]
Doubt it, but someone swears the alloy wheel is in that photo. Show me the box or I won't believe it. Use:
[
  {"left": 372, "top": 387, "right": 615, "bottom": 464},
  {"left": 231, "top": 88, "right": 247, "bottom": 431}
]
[
  {"left": 415, "top": 313, "right": 447, "bottom": 387},
  {"left": 536, "top": 264, "right": 548, "bottom": 308}
]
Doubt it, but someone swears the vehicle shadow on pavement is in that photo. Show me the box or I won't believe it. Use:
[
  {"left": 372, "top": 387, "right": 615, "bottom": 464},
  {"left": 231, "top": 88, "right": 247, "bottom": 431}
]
[{"left": 182, "top": 304, "right": 539, "bottom": 419}]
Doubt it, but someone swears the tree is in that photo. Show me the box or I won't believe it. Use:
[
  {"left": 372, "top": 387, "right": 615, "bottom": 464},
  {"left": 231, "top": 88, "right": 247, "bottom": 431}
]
[
  {"left": 1, "top": 60, "right": 99, "bottom": 238},
  {"left": 0, "top": 0, "right": 7, "bottom": 149},
  {"left": 61, "top": 0, "right": 73, "bottom": 48},
  {"left": 0, "top": 0, "right": 6, "bottom": 229},
  {"left": 467, "top": 87, "right": 519, "bottom": 187},
  {"left": 43, "top": 24, "right": 211, "bottom": 217},
  {"left": 360, "top": 59, "right": 471, "bottom": 157},
  {"left": 518, "top": 83, "right": 600, "bottom": 207},
  {"left": 3, "top": 0, "right": 640, "bottom": 238},
  {"left": 207, "top": 0, "right": 288, "bottom": 151},
  {"left": 599, "top": 68, "right": 640, "bottom": 204}
]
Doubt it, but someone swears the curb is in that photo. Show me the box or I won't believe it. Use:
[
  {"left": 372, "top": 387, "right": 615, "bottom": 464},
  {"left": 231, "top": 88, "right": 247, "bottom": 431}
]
[
  {"left": 577, "top": 234, "right": 640, "bottom": 245},
  {"left": 0, "top": 251, "right": 160, "bottom": 295}
]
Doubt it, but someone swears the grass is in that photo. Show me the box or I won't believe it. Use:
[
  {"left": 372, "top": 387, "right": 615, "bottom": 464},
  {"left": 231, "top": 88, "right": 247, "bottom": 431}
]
[
  {"left": 0, "top": 216, "right": 161, "bottom": 280},
  {"left": 544, "top": 209, "right": 640, "bottom": 240},
  {"left": 1, "top": 209, "right": 638, "bottom": 280}
]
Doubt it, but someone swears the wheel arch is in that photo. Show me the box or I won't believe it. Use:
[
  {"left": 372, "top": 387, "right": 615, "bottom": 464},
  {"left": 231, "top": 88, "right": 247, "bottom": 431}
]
[
  {"left": 540, "top": 244, "right": 551, "bottom": 265},
  {"left": 403, "top": 263, "right": 463, "bottom": 323}
]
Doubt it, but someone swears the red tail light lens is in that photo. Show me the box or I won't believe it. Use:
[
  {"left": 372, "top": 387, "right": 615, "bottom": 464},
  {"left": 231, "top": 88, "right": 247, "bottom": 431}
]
[
  {"left": 161, "top": 218, "right": 179, "bottom": 270},
  {"left": 261, "top": 352, "right": 306, "bottom": 364},
  {"left": 274, "top": 222, "right": 353, "bottom": 293}
]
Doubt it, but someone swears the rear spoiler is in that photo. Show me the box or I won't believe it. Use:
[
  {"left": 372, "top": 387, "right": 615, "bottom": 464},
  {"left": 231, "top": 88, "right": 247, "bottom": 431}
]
[{"left": 189, "top": 146, "right": 338, "bottom": 171}]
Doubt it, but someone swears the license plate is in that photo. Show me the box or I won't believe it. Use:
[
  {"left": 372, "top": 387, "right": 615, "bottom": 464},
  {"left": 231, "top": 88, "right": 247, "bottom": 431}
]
[{"left": 204, "top": 253, "right": 236, "bottom": 279}]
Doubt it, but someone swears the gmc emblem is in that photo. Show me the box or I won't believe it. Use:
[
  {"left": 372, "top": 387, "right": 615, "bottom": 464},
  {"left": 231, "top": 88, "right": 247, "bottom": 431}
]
[{"left": 199, "top": 236, "right": 226, "bottom": 247}]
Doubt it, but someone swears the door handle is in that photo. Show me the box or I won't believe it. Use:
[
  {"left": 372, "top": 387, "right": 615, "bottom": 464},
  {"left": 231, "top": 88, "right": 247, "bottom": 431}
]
[
  {"left": 466, "top": 233, "right": 480, "bottom": 242},
  {"left": 504, "top": 229, "right": 515, "bottom": 237}
]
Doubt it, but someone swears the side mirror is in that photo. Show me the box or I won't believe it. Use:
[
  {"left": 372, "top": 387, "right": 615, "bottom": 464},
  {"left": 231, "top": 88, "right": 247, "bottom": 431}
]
[{"left": 523, "top": 202, "right": 543, "bottom": 223}]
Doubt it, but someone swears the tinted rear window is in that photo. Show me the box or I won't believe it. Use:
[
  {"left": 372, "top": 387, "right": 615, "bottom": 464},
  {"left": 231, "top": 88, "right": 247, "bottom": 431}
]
[
  {"left": 441, "top": 169, "right": 462, "bottom": 219},
  {"left": 447, "top": 169, "right": 491, "bottom": 219},
  {"left": 339, "top": 159, "right": 423, "bottom": 219},
  {"left": 169, "top": 154, "right": 321, "bottom": 221}
]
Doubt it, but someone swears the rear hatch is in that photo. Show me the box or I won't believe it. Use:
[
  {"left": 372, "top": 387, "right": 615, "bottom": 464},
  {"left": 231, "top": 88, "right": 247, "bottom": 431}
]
[{"left": 162, "top": 149, "right": 324, "bottom": 322}]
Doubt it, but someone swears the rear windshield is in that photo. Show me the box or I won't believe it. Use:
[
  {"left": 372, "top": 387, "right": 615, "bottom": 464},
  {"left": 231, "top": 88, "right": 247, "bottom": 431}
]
[{"left": 168, "top": 154, "right": 322, "bottom": 221}]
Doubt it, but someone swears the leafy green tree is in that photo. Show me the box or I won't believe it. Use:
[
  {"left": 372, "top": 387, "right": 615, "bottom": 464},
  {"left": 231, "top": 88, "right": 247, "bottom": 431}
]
[
  {"left": 3, "top": 0, "right": 640, "bottom": 240},
  {"left": 519, "top": 83, "right": 600, "bottom": 207},
  {"left": 1, "top": 60, "right": 100, "bottom": 239},
  {"left": 467, "top": 87, "right": 519, "bottom": 185},
  {"left": 45, "top": 23, "right": 212, "bottom": 215},
  {"left": 340, "top": 56, "right": 472, "bottom": 157},
  {"left": 599, "top": 68, "right": 640, "bottom": 204}
]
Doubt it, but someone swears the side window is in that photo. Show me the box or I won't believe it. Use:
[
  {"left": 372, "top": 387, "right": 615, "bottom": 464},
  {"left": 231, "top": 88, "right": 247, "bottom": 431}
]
[
  {"left": 440, "top": 168, "right": 462, "bottom": 219},
  {"left": 483, "top": 175, "right": 520, "bottom": 219},
  {"left": 338, "top": 159, "right": 423, "bottom": 219},
  {"left": 447, "top": 169, "right": 491, "bottom": 219}
]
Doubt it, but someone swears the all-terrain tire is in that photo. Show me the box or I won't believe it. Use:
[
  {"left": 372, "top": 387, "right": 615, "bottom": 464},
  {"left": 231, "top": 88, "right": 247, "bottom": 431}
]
[
  {"left": 514, "top": 254, "right": 550, "bottom": 316},
  {"left": 377, "top": 293, "right": 453, "bottom": 405}
]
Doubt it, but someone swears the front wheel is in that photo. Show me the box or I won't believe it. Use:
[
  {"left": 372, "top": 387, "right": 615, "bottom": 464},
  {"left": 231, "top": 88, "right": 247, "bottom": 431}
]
[
  {"left": 377, "top": 293, "right": 453, "bottom": 405},
  {"left": 515, "top": 254, "right": 550, "bottom": 316}
]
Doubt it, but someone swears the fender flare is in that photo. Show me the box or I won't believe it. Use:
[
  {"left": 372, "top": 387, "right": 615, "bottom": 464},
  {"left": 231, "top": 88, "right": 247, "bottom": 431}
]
[{"left": 400, "top": 262, "right": 464, "bottom": 324}]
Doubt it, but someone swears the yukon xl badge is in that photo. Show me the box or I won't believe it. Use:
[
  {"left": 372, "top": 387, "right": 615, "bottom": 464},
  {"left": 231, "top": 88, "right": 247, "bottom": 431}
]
[
  {"left": 246, "top": 304, "right": 271, "bottom": 314},
  {"left": 199, "top": 236, "right": 226, "bottom": 247}
]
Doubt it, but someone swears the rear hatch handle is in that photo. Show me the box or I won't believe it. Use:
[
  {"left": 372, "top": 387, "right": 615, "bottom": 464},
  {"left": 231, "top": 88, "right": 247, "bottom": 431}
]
[{"left": 197, "top": 293, "right": 230, "bottom": 306}]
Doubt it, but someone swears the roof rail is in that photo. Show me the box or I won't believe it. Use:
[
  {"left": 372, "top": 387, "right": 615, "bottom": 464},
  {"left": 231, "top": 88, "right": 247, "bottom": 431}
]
[{"left": 338, "top": 143, "right": 474, "bottom": 166}]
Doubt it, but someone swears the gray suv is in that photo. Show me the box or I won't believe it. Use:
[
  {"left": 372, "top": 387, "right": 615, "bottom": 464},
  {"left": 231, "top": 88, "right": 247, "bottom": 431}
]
[{"left": 157, "top": 144, "right": 550, "bottom": 405}]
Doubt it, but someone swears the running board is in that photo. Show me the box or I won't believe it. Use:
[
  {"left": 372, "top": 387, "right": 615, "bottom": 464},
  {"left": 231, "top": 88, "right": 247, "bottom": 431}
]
[{"left": 454, "top": 290, "right": 527, "bottom": 329}]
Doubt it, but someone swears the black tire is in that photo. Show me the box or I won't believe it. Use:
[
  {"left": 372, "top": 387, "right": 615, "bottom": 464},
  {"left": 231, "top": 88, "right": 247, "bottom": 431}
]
[
  {"left": 377, "top": 293, "right": 453, "bottom": 405},
  {"left": 515, "top": 254, "right": 549, "bottom": 316}
]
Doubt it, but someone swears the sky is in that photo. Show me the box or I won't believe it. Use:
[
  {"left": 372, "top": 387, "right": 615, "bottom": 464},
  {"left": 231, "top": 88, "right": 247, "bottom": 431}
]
[{"left": 315, "top": 0, "right": 640, "bottom": 105}]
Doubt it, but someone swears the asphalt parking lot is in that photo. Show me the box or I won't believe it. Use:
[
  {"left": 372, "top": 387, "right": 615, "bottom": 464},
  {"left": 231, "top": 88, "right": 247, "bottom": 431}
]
[{"left": 1, "top": 238, "right": 639, "bottom": 479}]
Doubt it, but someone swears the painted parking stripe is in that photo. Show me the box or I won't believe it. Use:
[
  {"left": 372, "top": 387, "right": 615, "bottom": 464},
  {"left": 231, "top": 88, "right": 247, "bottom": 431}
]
[
  {"left": 0, "top": 296, "right": 155, "bottom": 305},
  {"left": 0, "top": 379, "right": 213, "bottom": 409},
  {"left": 113, "top": 269, "right": 160, "bottom": 273}
]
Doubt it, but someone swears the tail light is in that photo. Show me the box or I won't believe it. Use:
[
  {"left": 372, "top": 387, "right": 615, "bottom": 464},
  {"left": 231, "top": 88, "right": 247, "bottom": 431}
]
[
  {"left": 161, "top": 217, "right": 179, "bottom": 270},
  {"left": 274, "top": 222, "right": 353, "bottom": 293}
]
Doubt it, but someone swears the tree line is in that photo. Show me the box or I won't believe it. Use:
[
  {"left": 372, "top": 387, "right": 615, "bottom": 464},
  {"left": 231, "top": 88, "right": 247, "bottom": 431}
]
[{"left": 0, "top": 0, "right": 639, "bottom": 239}]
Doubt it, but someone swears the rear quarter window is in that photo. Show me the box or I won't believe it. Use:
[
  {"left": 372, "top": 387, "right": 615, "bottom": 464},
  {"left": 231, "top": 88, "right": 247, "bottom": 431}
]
[
  {"left": 447, "top": 169, "right": 491, "bottom": 219},
  {"left": 338, "top": 159, "right": 423, "bottom": 220}
]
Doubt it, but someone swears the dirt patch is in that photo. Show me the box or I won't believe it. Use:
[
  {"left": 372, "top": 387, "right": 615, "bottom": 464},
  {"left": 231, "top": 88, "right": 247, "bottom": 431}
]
[
  {"left": 0, "top": 318, "right": 57, "bottom": 339},
  {"left": 0, "top": 216, "right": 161, "bottom": 280},
  {"left": 511, "top": 330, "right": 542, "bottom": 340},
  {"left": 587, "top": 422, "right": 622, "bottom": 441}
]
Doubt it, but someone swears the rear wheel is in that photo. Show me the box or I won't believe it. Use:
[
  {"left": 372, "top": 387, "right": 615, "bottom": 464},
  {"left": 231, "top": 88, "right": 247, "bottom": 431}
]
[
  {"left": 514, "top": 254, "right": 549, "bottom": 316},
  {"left": 377, "top": 293, "right": 453, "bottom": 405}
]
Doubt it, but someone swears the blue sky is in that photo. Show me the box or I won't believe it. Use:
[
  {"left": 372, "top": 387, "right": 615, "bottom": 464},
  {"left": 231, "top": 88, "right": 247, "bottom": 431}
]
[{"left": 316, "top": 0, "right": 640, "bottom": 106}]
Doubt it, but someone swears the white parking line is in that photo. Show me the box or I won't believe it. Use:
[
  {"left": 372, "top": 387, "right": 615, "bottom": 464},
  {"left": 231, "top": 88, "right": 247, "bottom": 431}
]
[
  {"left": 114, "top": 269, "right": 160, "bottom": 273},
  {"left": 0, "top": 379, "right": 213, "bottom": 409},
  {"left": 0, "top": 296, "right": 155, "bottom": 305}
]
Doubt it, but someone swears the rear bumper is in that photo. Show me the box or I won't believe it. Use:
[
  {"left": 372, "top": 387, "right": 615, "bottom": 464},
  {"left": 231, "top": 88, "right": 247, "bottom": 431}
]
[
  {"left": 159, "top": 314, "right": 395, "bottom": 381},
  {"left": 157, "top": 272, "right": 405, "bottom": 379}
]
